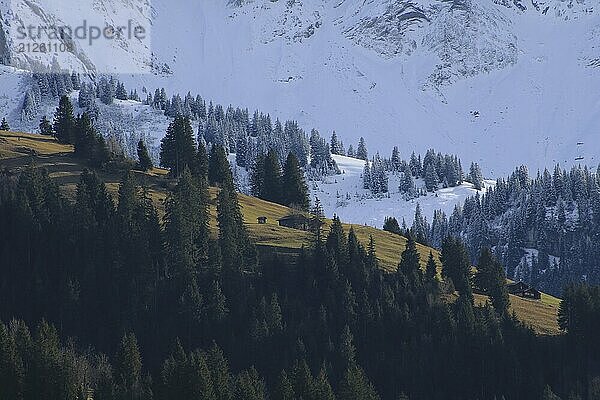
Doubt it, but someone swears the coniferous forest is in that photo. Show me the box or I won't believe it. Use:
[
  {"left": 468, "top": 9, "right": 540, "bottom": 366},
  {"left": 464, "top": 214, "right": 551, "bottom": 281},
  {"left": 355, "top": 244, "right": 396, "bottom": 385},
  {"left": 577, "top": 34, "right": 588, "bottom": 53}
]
[
  {"left": 1, "top": 116, "right": 600, "bottom": 399},
  {"left": 3, "top": 3, "right": 600, "bottom": 398}
]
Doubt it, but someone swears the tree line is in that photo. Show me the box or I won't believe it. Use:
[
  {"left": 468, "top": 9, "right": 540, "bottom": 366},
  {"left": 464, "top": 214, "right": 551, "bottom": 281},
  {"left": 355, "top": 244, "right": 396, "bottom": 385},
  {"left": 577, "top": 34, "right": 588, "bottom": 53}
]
[{"left": 423, "top": 164, "right": 600, "bottom": 296}]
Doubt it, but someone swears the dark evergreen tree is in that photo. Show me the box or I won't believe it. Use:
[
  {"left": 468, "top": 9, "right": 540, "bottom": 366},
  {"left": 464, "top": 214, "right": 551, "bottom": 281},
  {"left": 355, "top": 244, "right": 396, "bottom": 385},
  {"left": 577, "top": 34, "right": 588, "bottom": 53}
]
[
  {"left": 411, "top": 204, "right": 429, "bottom": 245},
  {"left": 160, "top": 116, "right": 197, "bottom": 177},
  {"left": 399, "top": 164, "right": 417, "bottom": 199},
  {"left": 347, "top": 145, "right": 355, "bottom": 158},
  {"left": 338, "top": 364, "right": 380, "bottom": 400},
  {"left": 475, "top": 248, "right": 510, "bottom": 316},
  {"left": 54, "top": 95, "right": 75, "bottom": 144},
  {"left": 39, "top": 116, "right": 53, "bottom": 136},
  {"left": 163, "top": 168, "right": 210, "bottom": 342},
  {"left": 260, "top": 150, "right": 283, "bottom": 204},
  {"left": 356, "top": 137, "right": 368, "bottom": 161},
  {"left": 282, "top": 152, "right": 309, "bottom": 210},
  {"left": 115, "top": 82, "right": 128, "bottom": 101},
  {"left": 136, "top": 140, "right": 153, "bottom": 172},
  {"left": 115, "top": 332, "right": 144, "bottom": 400},
  {"left": 424, "top": 163, "right": 439, "bottom": 192},
  {"left": 313, "top": 367, "right": 335, "bottom": 400},
  {"left": 469, "top": 162, "right": 484, "bottom": 191},
  {"left": 398, "top": 235, "right": 422, "bottom": 289},
  {"left": 274, "top": 370, "right": 295, "bottom": 400},
  {"left": 208, "top": 144, "right": 234, "bottom": 191},
  {"left": 383, "top": 217, "right": 402, "bottom": 235},
  {"left": 195, "top": 140, "right": 209, "bottom": 182},
  {"left": 217, "top": 185, "right": 255, "bottom": 276},
  {"left": 409, "top": 152, "right": 422, "bottom": 177},
  {"left": 425, "top": 251, "right": 438, "bottom": 283},
  {"left": 441, "top": 237, "right": 473, "bottom": 299},
  {"left": 74, "top": 112, "right": 110, "bottom": 167},
  {"left": 330, "top": 131, "right": 341, "bottom": 155},
  {"left": 391, "top": 146, "right": 401, "bottom": 171},
  {"left": 0, "top": 118, "right": 9, "bottom": 131}
]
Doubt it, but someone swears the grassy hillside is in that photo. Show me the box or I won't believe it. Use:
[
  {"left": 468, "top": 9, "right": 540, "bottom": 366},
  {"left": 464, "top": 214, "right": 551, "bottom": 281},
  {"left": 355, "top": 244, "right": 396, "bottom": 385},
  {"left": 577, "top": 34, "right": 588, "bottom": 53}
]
[
  {"left": 474, "top": 294, "right": 560, "bottom": 335},
  {"left": 0, "top": 130, "right": 561, "bottom": 335}
]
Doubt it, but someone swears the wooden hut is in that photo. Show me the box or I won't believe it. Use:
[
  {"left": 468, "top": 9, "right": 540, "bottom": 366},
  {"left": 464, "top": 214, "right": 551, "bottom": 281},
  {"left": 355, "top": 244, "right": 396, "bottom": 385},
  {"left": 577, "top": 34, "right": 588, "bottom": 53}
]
[
  {"left": 277, "top": 214, "right": 310, "bottom": 231},
  {"left": 507, "top": 281, "right": 541, "bottom": 300}
]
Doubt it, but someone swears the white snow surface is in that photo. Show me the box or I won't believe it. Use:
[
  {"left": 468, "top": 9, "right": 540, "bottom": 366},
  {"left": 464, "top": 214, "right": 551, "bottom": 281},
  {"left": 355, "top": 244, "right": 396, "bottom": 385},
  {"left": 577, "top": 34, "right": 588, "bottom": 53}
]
[
  {"left": 2, "top": 0, "right": 600, "bottom": 177},
  {"left": 314, "top": 154, "right": 495, "bottom": 228}
]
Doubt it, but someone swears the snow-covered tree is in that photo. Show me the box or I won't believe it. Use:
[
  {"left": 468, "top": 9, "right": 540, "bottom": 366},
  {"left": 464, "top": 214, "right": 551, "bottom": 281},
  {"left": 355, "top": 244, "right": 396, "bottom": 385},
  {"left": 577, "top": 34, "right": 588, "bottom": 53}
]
[
  {"left": 356, "top": 137, "right": 368, "bottom": 161},
  {"left": 469, "top": 162, "right": 484, "bottom": 190}
]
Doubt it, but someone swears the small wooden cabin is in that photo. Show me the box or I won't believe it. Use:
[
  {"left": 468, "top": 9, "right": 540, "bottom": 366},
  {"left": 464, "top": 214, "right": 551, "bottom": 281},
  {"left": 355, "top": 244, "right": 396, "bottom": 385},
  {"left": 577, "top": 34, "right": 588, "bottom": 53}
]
[
  {"left": 257, "top": 216, "right": 267, "bottom": 224},
  {"left": 507, "top": 281, "right": 541, "bottom": 300},
  {"left": 278, "top": 214, "right": 310, "bottom": 231}
]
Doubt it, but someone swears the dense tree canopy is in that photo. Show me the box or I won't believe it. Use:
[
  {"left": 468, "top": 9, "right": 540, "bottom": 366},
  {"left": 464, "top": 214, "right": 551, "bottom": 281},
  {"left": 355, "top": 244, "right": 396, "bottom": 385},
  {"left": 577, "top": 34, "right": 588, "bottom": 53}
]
[{"left": 0, "top": 156, "right": 598, "bottom": 399}]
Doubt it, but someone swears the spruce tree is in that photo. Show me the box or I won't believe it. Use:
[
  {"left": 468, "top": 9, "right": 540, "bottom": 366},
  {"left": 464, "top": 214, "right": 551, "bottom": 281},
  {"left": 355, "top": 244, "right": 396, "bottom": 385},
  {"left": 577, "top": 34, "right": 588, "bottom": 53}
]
[
  {"left": 39, "top": 116, "right": 53, "bottom": 136},
  {"left": 54, "top": 95, "right": 75, "bottom": 144},
  {"left": 208, "top": 144, "right": 234, "bottom": 191},
  {"left": 282, "top": 152, "right": 309, "bottom": 210},
  {"left": 326, "top": 216, "right": 348, "bottom": 264},
  {"left": 195, "top": 140, "right": 209, "bottom": 182},
  {"left": 338, "top": 364, "right": 380, "bottom": 400},
  {"left": 383, "top": 217, "right": 401, "bottom": 235},
  {"left": 160, "top": 116, "right": 197, "bottom": 177},
  {"left": 399, "top": 164, "right": 417, "bottom": 199},
  {"left": 398, "top": 235, "right": 422, "bottom": 288},
  {"left": 274, "top": 370, "right": 295, "bottom": 400},
  {"left": 363, "top": 162, "right": 372, "bottom": 190},
  {"left": 261, "top": 149, "right": 283, "bottom": 204},
  {"left": 234, "top": 367, "right": 266, "bottom": 400},
  {"left": 164, "top": 168, "right": 210, "bottom": 336},
  {"left": 313, "top": 367, "right": 335, "bottom": 400},
  {"left": 188, "top": 351, "right": 216, "bottom": 400},
  {"left": 347, "top": 145, "right": 355, "bottom": 158},
  {"left": 426, "top": 251, "right": 438, "bottom": 282},
  {"left": 409, "top": 152, "right": 422, "bottom": 177},
  {"left": 0, "top": 322, "right": 23, "bottom": 399},
  {"left": 424, "top": 163, "right": 439, "bottom": 192},
  {"left": 469, "top": 162, "right": 484, "bottom": 191},
  {"left": 74, "top": 112, "right": 110, "bottom": 167},
  {"left": 391, "top": 146, "right": 400, "bottom": 171},
  {"left": 356, "top": 137, "right": 368, "bottom": 161},
  {"left": 74, "top": 113, "right": 94, "bottom": 157},
  {"left": 136, "top": 140, "right": 153, "bottom": 172},
  {"left": 441, "top": 237, "right": 473, "bottom": 299},
  {"left": 475, "top": 248, "right": 510, "bottom": 316},
  {"left": 411, "top": 204, "right": 429, "bottom": 245},
  {"left": 0, "top": 118, "right": 9, "bottom": 131},
  {"left": 217, "top": 186, "right": 244, "bottom": 272},
  {"left": 330, "top": 131, "right": 340, "bottom": 155},
  {"left": 115, "top": 332, "right": 143, "bottom": 400},
  {"left": 206, "top": 344, "right": 233, "bottom": 400},
  {"left": 250, "top": 154, "right": 265, "bottom": 198},
  {"left": 311, "top": 197, "right": 325, "bottom": 235},
  {"left": 291, "top": 359, "right": 314, "bottom": 400}
]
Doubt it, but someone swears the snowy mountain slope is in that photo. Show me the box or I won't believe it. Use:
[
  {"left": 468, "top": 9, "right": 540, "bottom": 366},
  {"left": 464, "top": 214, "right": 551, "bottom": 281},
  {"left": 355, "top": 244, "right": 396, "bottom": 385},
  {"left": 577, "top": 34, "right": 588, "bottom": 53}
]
[
  {"left": 127, "top": 0, "right": 600, "bottom": 177},
  {"left": 313, "top": 154, "right": 495, "bottom": 228},
  {"left": 0, "top": 0, "right": 152, "bottom": 74},
  {"left": 0, "top": 66, "right": 30, "bottom": 121},
  {"left": 1, "top": 0, "right": 600, "bottom": 177}
]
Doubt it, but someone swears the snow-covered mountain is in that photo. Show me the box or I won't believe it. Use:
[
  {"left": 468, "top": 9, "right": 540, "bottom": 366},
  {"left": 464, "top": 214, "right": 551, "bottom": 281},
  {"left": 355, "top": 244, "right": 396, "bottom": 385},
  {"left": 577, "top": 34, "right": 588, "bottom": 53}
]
[{"left": 1, "top": 0, "right": 600, "bottom": 176}]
